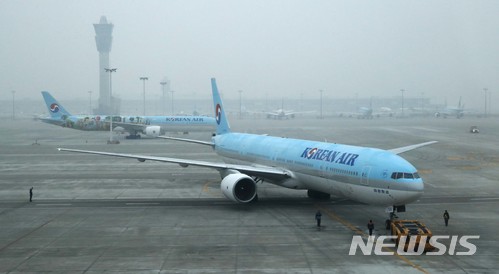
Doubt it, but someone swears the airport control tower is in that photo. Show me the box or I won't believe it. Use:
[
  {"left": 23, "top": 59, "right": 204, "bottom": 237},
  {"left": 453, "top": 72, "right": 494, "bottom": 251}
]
[{"left": 93, "top": 16, "right": 118, "bottom": 114}]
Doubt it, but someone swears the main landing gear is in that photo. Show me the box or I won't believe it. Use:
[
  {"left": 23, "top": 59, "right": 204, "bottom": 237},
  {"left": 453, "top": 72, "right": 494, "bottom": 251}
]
[{"left": 125, "top": 134, "right": 141, "bottom": 139}]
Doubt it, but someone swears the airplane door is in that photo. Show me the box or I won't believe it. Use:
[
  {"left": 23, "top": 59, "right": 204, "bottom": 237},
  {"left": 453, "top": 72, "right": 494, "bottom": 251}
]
[{"left": 361, "top": 166, "right": 371, "bottom": 185}]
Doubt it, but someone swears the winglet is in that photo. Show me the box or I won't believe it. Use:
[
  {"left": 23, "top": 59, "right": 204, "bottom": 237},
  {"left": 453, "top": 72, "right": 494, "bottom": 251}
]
[
  {"left": 389, "top": 141, "right": 438, "bottom": 154},
  {"left": 41, "top": 91, "right": 72, "bottom": 119},
  {"left": 211, "top": 78, "right": 231, "bottom": 135}
]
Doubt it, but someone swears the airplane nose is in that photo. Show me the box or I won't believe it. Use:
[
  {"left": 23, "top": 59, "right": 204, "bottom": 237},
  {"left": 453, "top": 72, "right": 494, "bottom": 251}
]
[
  {"left": 406, "top": 180, "right": 424, "bottom": 201},
  {"left": 410, "top": 179, "right": 424, "bottom": 192},
  {"left": 393, "top": 179, "right": 424, "bottom": 204}
]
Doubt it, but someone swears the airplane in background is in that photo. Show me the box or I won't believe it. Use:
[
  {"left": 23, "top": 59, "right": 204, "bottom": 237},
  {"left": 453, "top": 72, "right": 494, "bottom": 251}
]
[
  {"left": 338, "top": 106, "right": 374, "bottom": 119},
  {"left": 264, "top": 99, "right": 315, "bottom": 119},
  {"left": 434, "top": 97, "right": 465, "bottom": 118},
  {"left": 356, "top": 106, "right": 374, "bottom": 119},
  {"left": 266, "top": 108, "right": 300, "bottom": 119},
  {"left": 338, "top": 98, "right": 393, "bottom": 119},
  {"left": 40, "top": 91, "right": 216, "bottom": 138},
  {"left": 59, "top": 78, "right": 437, "bottom": 216}
]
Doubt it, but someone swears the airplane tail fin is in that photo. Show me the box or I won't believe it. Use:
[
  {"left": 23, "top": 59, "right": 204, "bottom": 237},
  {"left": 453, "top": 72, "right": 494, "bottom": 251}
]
[
  {"left": 41, "top": 91, "right": 72, "bottom": 119},
  {"left": 211, "top": 78, "right": 231, "bottom": 135}
]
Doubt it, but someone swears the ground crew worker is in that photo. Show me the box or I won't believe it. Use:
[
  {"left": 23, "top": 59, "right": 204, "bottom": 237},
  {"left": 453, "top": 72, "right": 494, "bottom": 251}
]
[
  {"left": 443, "top": 210, "right": 450, "bottom": 226},
  {"left": 315, "top": 210, "right": 322, "bottom": 228},
  {"left": 367, "top": 220, "right": 374, "bottom": 236},
  {"left": 29, "top": 187, "right": 33, "bottom": 202}
]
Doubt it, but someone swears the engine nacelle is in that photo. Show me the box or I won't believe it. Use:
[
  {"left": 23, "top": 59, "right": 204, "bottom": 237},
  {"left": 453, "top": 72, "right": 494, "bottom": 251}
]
[
  {"left": 144, "top": 126, "right": 161, "bottom": 137},
  {"left": 220, "top": 174, "right": 257, "bottom": 203}
]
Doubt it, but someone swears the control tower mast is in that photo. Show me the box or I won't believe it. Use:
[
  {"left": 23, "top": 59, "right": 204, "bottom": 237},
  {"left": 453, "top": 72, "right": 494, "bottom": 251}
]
[{"left": 93, "top": 16, "right": 117, "bottom": 114}]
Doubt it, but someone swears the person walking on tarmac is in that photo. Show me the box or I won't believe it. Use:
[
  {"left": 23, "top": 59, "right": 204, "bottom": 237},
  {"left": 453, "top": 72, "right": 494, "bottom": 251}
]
[
  {"left": 315, "top": 210, "right": 322, "bottom": 228},
  {"left": 29, "top": 187, "right": 33, "bottom": 202},
  {"left": 367, "top": 220, "right": 374, "bottom": 236},
  {"left": 443, "top": 210, "right": 450, "bottom": 227}
]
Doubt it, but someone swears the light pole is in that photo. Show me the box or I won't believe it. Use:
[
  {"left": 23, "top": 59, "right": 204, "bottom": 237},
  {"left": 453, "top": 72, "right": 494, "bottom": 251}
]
[
  {"left": 160, "top": 80, "right": 168, "bottom": 116},
  {"left": 88, "top": 91, "right": 92, "bottom": 114},
  {"left": 11, "top": 90, "right": 15, "bottom": 120},
  {"left": 170, "top": 90, "right": 175, "bottom": 115},
  {"left": 401, "top": 89, "right": 405, "bottom": 118},
  {"left": 140, "top": 77, "right": 148, "bottom": 116},
  {"left": 105, "top": 68, "right": 117, "bottom": 144},
  {"left": 319, "top": 90, "right": 323, "bottom": 119}
]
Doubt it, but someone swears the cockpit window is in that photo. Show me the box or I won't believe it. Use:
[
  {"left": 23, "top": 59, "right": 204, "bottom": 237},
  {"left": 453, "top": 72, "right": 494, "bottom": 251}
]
[
  {"left": 391, "top": 172, "right": 420, "bottom": 180},
  {"left": 403, "top": 173, "right": 414, "bottom": 179}
]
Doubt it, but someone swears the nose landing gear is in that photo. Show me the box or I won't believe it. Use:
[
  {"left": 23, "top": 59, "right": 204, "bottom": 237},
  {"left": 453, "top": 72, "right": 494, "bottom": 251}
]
[{"left": 385, "top": 205, "right": 405, "bottom": 230}]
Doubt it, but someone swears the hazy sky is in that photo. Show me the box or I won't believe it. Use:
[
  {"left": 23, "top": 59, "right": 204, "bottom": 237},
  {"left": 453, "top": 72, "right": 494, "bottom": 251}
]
[{"left": 1, "top": 0, "right": 498, "bottom": 110}]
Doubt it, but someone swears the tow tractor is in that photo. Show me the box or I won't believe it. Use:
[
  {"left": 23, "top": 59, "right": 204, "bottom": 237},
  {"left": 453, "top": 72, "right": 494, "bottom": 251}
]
[{"left": 390, "top": 219, "right": 434, "bottom": 252}]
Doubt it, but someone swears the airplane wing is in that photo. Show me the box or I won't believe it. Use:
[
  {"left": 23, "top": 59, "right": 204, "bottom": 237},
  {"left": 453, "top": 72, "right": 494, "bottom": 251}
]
[
  {"left": 388, "top": 141, "right": 438, "bottom": 155},
  {"left": 57, "top": 148, "right": 290, "bottom": 179},
  {"left": 39, "top": 117, "right": 66, "bottom": 126},
  {"left": 157, "top": 136, "right": 214, "bottom": 146}
]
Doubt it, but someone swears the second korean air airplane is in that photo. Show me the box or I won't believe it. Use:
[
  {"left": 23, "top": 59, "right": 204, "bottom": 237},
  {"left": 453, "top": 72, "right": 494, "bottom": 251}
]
[
  {"left": 59, "top": 78, "right": 436, "bottom": 212},
  {"left": 40, "top": 91, "right": 216, "bottom": 138}
]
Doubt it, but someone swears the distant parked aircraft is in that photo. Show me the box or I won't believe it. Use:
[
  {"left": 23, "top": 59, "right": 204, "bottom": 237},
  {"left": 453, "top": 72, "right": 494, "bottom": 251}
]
[
  {"left": 40, "top": 91, "right": 216, "bottom": 138},
  {"left": 435, "top": 97, "right": 465, "bottom": 118}
]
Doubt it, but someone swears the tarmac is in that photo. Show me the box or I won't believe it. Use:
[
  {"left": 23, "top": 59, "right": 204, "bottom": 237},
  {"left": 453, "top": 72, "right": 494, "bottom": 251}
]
[{"left": 1, "top": 116, "right": 498, "bottom": 273}]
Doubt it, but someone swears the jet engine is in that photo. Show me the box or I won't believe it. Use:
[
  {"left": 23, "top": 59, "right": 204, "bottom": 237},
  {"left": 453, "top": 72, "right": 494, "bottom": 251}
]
[
  {"left": 144, "top": 126, "right": 161, "bottom": 137},
  {"left": 220, "top": 174, "right": 257, "bottom": 203}
]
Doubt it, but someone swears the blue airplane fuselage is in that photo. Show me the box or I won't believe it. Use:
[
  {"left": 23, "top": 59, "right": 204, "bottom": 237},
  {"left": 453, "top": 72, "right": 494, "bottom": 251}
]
[
  {"left": 52, "top": 115, "right": 216, "bottom": 132},
  {"left": 213, "top": 132, "right": 423, "bottom": 205}
]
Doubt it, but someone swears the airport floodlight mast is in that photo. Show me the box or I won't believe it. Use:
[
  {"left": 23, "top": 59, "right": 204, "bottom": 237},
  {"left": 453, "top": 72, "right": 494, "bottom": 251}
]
[
  {"left": 105, "top": 68, "right": 118, "bottom": 144},
  {"left": 11, "top": 90, "right": 15, "bottom": 120},
  {"left": 140, "top": 77, "right": 148, "bottom": 116},
  {"left": 160, "top": 80, "right": 168, "bottom": 115}
]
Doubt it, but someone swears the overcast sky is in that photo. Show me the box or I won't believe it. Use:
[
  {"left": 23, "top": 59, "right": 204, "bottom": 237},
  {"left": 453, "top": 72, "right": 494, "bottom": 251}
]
[{"left": 1, "top": 0, "right": 498, "bottom": 111}]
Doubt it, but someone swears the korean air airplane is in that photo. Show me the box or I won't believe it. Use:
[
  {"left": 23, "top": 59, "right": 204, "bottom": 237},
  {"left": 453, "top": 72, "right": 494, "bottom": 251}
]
[
  {"left": 40, "top": 91, "right": 216, "bottom": 138},
  {"left": 59, "top": 78, "right": 436, "bottom": 213}
]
